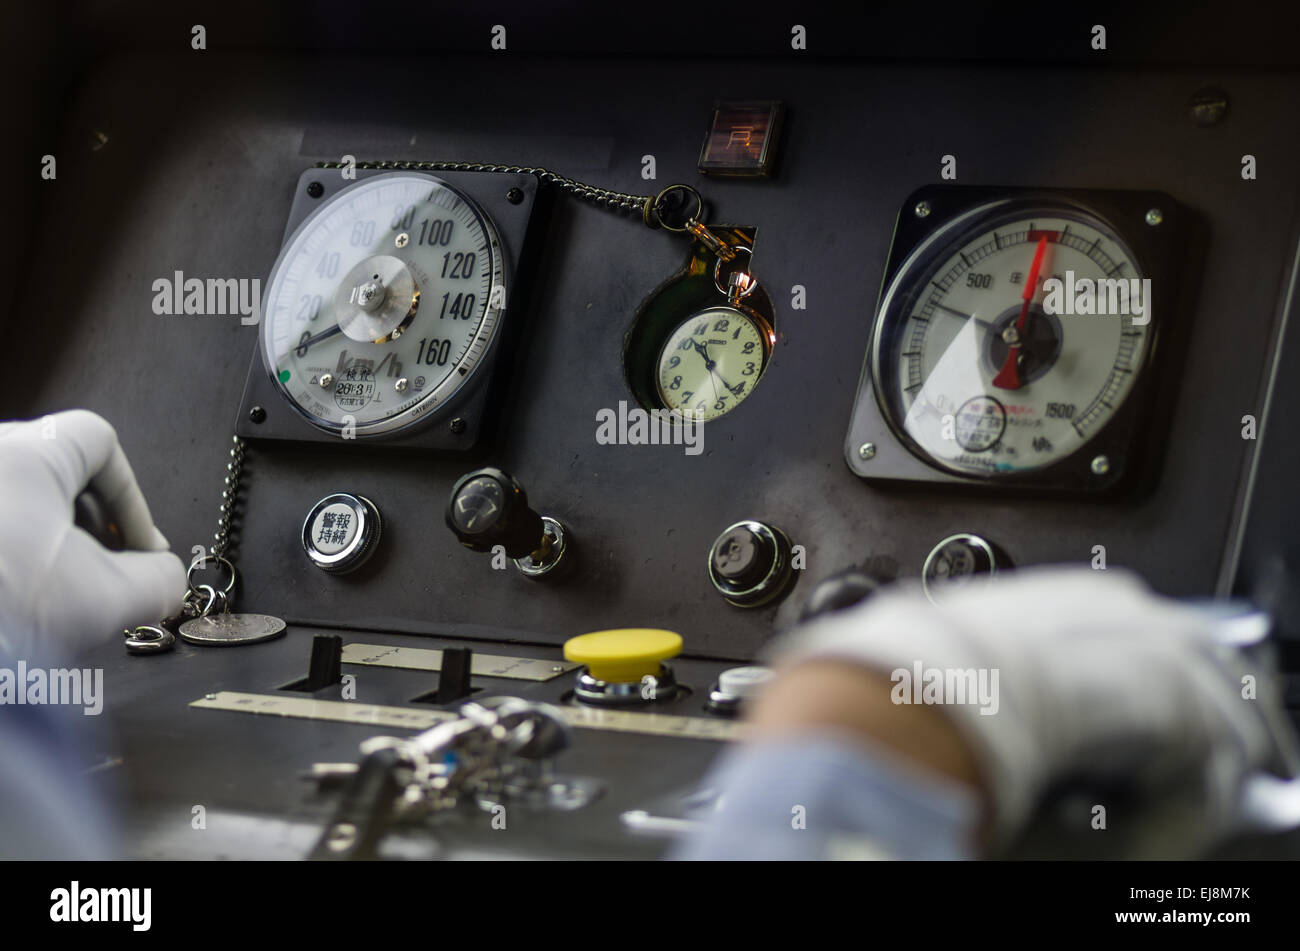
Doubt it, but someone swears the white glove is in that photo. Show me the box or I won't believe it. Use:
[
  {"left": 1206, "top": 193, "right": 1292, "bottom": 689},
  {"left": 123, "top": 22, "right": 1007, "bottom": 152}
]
[
  {"left": 771, "top": 567, "right": 1300, "bottom": 853},
  {"left": 0, "top": 410, "right": 185, "bottom": 658}
]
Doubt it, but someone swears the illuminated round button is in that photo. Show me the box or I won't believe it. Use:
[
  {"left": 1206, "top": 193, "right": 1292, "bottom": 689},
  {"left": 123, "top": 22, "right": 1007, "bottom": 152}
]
[
  {"left": 563, "top": 629, "right": 683, "bottom": 684},
  {"left": 302, "top": 493, "right": 382, "bottom": 573},
  {"left": 717, "top": 665, "right": 774, "bottom": 700},
  {"left": 708, "top": 664, "right": 774, "bottom": 716}
]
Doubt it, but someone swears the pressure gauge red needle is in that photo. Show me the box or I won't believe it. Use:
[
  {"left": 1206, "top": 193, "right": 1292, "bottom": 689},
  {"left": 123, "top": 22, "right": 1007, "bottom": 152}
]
[{"left": 992, "top": 235, "right": 1048, "bottom": 390}]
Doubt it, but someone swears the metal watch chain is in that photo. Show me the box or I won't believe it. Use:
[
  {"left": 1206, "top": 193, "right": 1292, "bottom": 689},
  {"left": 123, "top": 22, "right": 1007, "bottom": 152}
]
[
  {"left": 125, "top": 436, "right": 284, "bottom": 653},
  {"left": 315, "top": 160, "right": 761, "bottom": 303}
]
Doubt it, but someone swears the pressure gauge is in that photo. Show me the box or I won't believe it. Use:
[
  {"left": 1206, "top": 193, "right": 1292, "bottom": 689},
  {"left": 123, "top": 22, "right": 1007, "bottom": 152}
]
[
  {"left": 259, "top": 172, "right": 506, "bottom": 437},
  {"left": 655, "top": 305, "right": 773, "bottom": 421},
  {"left": 847, "top": 188, "right": 1184, "bottom": 491},
  {"left": 875, "top": 202, "right": 1149, "bottom": 476}
]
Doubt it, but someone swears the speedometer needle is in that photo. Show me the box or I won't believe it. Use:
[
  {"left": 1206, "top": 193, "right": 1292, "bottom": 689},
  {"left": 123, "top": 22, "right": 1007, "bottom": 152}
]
[
  {"left": 992, "top": 235, "right": 1048, "bottom": 390},
  {"left": 294, "top": 325, "right": 343, "bottom": 354}
]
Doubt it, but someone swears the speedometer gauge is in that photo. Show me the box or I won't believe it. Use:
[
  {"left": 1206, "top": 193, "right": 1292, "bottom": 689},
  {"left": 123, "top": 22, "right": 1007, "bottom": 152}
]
[
  {"left": 846, "top": 187, "right": 1186, "bottom": 492},
  {"left": 238, "top": 168, "right": 540, "bottom": 449},
  {"left": 261, "top": 172, "right": 503, "bottom": 436}
]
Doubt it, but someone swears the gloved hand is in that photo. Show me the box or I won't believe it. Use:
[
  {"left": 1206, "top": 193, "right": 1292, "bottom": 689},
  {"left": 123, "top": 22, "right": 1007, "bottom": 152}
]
[
  {"left": 0, "top": 410, "right": 185, "bottom": 658},
  {"left": 770, "top": 567, "right": 1300, "bottom": 854}
]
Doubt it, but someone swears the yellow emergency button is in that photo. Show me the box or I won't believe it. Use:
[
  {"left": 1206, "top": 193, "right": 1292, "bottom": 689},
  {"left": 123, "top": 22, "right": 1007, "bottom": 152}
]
[{"left": 564, "top": 629, "right": 682, "bottom": 683}]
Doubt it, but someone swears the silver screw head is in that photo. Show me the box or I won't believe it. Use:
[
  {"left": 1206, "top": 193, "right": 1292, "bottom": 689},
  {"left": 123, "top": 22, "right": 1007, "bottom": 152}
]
[
  {"left": 859, "top": 442, "right": 877, "bottom": 460},
  {"left": 395, "top": 377, "right": 408, "bottom": 393},
  {"left": 1091, "top": 454, "right": 1110, "bottom": 475},
  {"left": 914, "top": 201, "right": 932, "bottom": 219},
  {"left": 319, "top": 373, "right": 334, "bottom": 389},
  {"left": 1145, "top": 208, "right": 1163, "bottom": 227},
  {"left": 395, "top": 232, "right": 409, "bottom": 248}
]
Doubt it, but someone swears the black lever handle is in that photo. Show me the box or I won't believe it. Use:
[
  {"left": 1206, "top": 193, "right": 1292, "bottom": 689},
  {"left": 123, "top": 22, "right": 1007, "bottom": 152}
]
[{"left": 445, "top": 467, "right": 546, "bottom": 559}]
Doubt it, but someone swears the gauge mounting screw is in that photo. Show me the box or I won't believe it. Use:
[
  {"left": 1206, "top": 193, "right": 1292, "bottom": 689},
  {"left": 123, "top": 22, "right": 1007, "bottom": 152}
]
[
  {"left": 395, "top": 232, "right": 409, "bottom": 248},
  {"left": 914, "top": 201, "right": 932, "bottom": 219},
  {"left": 395, "top": 377, "right": 408, "bottom": 393},
  {"left": 306, "top": 181, "right": 324, "bottom": 198},
  {"left": 1090, "top": 454, "right": 1111, "bottom": 475},
  {"left": 506, "top": 187, "right": 524, "bottom": 204},
  {"left": 247, "top": 406, "right": 266, "bottom": 424},
  {"left": 858, "top": 442, "right": 876, "bottom": 460},
  {"left": 1145, "top": 208, "right": 1163, "bottom": 227},
  {"left": 319, "top": 373, "right": 334, "bottom": 389}
]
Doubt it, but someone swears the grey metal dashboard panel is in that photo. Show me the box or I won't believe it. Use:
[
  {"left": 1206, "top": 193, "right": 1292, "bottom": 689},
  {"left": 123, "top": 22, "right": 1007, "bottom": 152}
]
[{"left": 5, "top": 53, "right": 1299, "bottom": 663}]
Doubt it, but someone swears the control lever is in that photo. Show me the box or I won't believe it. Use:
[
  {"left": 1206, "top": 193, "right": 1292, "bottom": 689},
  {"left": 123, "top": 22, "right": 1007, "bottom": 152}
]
[
  {"left": 445, "top": 467, "right": 571, "bottom": 578},
  {"left": 283, "top": 634, "right": 344, "bottom": 692},
  {"left": 410, "top": 646, "right": 475, "bottom": 705},
  {"left": 436, "top": 646, "right": 474, "bottom": 704}
]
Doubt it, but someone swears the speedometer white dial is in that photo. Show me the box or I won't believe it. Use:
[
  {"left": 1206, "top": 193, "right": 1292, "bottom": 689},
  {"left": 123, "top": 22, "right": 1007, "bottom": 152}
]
[
  {"left": 872, "top": 202, "right": 1150, "bottom": 477},
  {"left": 261, "top": 172, "right": 505, "bottom": 435}
]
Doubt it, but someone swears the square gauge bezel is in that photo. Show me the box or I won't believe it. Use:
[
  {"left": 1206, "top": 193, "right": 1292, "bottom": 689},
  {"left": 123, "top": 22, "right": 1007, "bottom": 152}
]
[
  {"left": 844, "top": 184, "right": 1190, "bottom": 495},
  {"left": 235, "top": 167, "right": 542, "bottom": 451}
]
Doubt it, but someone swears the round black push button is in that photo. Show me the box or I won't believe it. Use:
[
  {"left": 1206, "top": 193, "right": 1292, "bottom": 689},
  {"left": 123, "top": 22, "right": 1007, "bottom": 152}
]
[
  {"left": 921, "top": 533, "right": 1006, "bottom": 602},
  {"left": 712, "top": 526, "right": 771, "bottom": 588},
  {"left": 707, "top": 520, "right": 797, "bottom": 608}
]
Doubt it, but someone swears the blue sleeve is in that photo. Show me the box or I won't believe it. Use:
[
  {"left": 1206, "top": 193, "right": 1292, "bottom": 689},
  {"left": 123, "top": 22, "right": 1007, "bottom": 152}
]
[
  {"left": 671, "top": 732, "right": 979, "bottom": 860},
  {"left": 0, "top": 640, "right": 120, "bottom": 860}
]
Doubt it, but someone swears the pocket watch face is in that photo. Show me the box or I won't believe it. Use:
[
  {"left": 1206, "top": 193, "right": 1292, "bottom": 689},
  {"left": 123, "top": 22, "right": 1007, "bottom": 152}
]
[{"left": 655, "top": 305, "right": 772, "bottom": 421}]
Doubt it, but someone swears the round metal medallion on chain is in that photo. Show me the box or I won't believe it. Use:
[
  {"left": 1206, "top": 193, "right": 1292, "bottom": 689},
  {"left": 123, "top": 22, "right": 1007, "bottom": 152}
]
[{"left": 178, "top": 613, "right": 287, "bottom": 646}]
